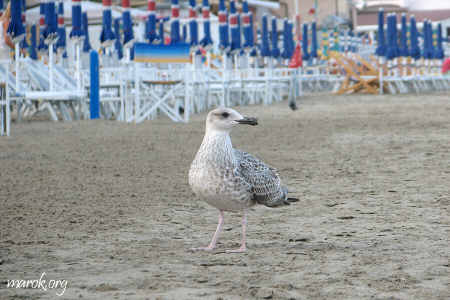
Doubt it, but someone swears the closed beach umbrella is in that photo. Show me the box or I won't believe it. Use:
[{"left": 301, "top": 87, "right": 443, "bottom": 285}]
[
  {"left": 100, "top": 0, "right": 115, "bottom": 47},
  {"left": 200, "top": 0, "right": 213, "bottom": 49},
  {"left": 375, "top": 8, "right": 386, "bottom": 57},
  {"left": 70, "top": 0, "right": 83, "bottom": 39},
  {"left": 218, "top": 0, "right": 228, "bottom": 51}
]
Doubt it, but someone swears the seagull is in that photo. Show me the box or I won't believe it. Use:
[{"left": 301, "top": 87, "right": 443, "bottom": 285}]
[{"left": 189, "top": 107, "right": 298, "bottom": 252}]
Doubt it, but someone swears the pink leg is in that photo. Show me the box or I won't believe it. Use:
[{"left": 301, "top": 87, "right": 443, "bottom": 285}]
[
  {"left": 226, "top": 210, "right": 247, "bottom": 253},
  {"left": 191, "top": 210, "right": 224, "bottom": 251}
]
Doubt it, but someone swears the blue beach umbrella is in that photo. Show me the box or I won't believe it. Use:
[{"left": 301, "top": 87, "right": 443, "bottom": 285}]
[
  {"left": 146, "top": 0, "right": 158, "bottom": 44},
  {"left": 242, "top": 0, "right": 253, "bottom": 51},
  {"left": 399, "top": 13, "right": 409, "bottom": 57},
  {"left": 229, "top": 0, "right": 241, "bottom": 54},
  {"left": 435, "top": 23, "right": 444, "bottom": 59},
  {"left": 82, "top": 12, "right": 91, "bottom": 52},
  {"left": 7, "top": 0, "right": 25, "bottom": 43},
  {"left": 70, "top": 0, "right": 83, "bottom": 39},
  {"left": 19, "top": 0, "right": 28, "bottom": 53},
  {"left": 44, "top": 1, "right": 58, "bottom": 42},
  {"left": 249, "top": 14, "right": 257, "bottom": 57},
  {"left": 29, "top": 24, "right": 38, "bottom": 60},
  {"left": 281, "top": 19, "right": 290, "bottom": 59},
  {"left": 302, "top": 23, "right": 309, "bottom": 61},
  {"left": 271, "top": 17, "right": 280, "bottom": 58},
  {"left": 188, "top": 0, "right": 198, "bottom": 48},
  {"left": 100, "top": 0, "right": 115, "bottom": 47},
  {"left": 260, "top": 15, "right": 271, "bottom": 57},
  {"left": 56, "top": 2, "right": 67, "bottom": 53},
  {"left": 182, "top": 23, "right": 187, "bottom": 42},
  {"left": 38, "top": 2, "right": 48, "bottom": 53},
  {"left": 170, "top": 0, "right": 180, "bottom": 44},
  {"left": 218, "top": 0, "right": 228, "bottom": 52},
  {"left": 386, "top": 14, "right": 396, "bottom": 60},
  {"left": 122, "top": 0, "right": 134, "bottom": 47},
  {"left": 159, "top": 18, "right": 165, "bottom": 44},
  {"left": 375, "top": 8, "right": 386, "bottom": 57},
  {"left": 310, "top": 21, "right": 318, "bottom": 58},
  {"left": 200, "top": 0, "right": 213, "bottom": 49},
  {"left": 0, "top": 0, "right": 4, "bottom": 16},
  {"left": 114, "top": 18, "right": 123, "bottom": 59},
  {"left": 409, "top": 15, "right": 420, "bottom": 59}
]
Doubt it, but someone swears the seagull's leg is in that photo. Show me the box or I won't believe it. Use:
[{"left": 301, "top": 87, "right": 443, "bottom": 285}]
[
  {"left": 191, "top": 210, "right": 224, "bottom": 251},
  {"left": 226, "top": 210, "right": 247, "bottom": 253}
]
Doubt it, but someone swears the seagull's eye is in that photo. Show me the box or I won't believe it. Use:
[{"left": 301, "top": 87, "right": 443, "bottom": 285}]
[{"left": 222, "top": 112, "right": 230, "bottom": 118}]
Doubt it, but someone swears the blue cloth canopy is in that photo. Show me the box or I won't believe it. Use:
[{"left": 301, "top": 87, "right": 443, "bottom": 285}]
[{"left": 375, "top": 9, "right": 386, "bottom": 57}]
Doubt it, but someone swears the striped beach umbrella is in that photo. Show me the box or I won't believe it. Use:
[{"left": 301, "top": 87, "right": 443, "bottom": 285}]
[
  {"left": 170, "top": 0, "right": 180, "bottom": 44},
  {"left": 7, "top": 0, "right": 25, "bottom": 43},
  {"left": 122, "top": 0, "right": 134, "bottom": 47},
  {"left": 302, "top": 23, "right": 309, "bottom": 60},
  {"left": 70, "top": 0, "right": 83, "bottom": 39},
  {"left": 114, "top": 18, "right": 123, "bottom": 59},
  {"left": 146, "top": 0, "right": 158, "bottom": 44},
  {"left": 375, "top": 8, "right": 386, "bottom": 57},
  {"left": 218, "top": 0, "right": 228, "bottom": 51},
  {"left": 200, "top": 0, "right": 213, "bottom": 49},
  {"left": 100, "top": 0, "right": 115, "bottom": 47},
  {"left": 82, "top": 12, "right": 91, "bottom": 52},
  {"left": 271, "top": 17, "right": 279, "bottom": 58}
]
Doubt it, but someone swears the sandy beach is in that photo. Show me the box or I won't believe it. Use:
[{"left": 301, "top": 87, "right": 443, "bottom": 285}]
[{"left": 1, "top": 93, "right": 449, "bottom": 299}]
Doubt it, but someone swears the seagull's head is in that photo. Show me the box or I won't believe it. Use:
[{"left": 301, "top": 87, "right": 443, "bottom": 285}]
[{"left": 206, "top": 107, "right": 258, "bottom": 132}]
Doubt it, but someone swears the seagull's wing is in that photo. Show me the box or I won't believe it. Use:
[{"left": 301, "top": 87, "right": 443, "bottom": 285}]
[{"left": 234, "top": 149, "right": 296, "bottom": 207}]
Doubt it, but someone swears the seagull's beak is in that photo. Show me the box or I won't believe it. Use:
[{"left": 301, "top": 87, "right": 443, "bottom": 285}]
[{"left": 236, "top": 116, "right": 258, "bottom": 126}]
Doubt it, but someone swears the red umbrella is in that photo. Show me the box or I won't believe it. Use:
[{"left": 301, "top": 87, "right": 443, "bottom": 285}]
[{"left": 442, "top": 57, "right": 450, "bottom": 74}]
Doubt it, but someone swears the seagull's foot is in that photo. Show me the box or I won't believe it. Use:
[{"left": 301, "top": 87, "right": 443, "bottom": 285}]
[
  {"left": 190, "top": 246, "right": 215, "bottom": 252},
  {"left": 225, "top": 246, "right": 247, "bottom": 253}
]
